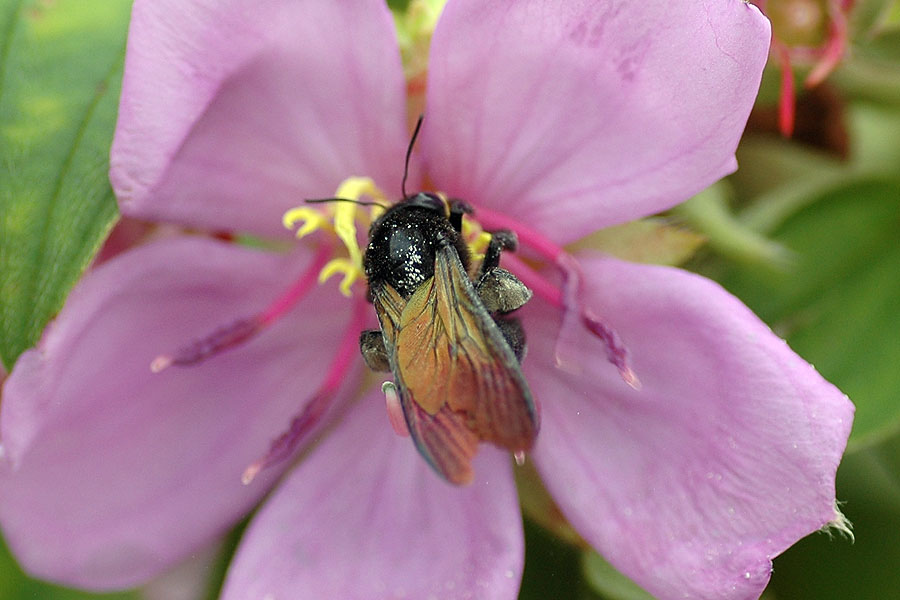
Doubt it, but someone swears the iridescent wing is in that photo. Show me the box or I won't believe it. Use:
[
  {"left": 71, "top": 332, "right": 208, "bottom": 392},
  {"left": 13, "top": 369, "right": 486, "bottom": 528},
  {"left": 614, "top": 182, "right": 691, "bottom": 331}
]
[{"left": 373, "top": 243, "right": 539, "bottom": 485}]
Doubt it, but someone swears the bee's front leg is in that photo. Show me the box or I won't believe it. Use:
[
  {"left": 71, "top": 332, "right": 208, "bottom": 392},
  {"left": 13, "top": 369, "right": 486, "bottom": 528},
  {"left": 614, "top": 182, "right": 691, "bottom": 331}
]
[
  {"left": 480, "top": 230, "right": 517, "bottom": 274},
  {"left": 446, "top": 198, "right": 473, "bottom": 232}
]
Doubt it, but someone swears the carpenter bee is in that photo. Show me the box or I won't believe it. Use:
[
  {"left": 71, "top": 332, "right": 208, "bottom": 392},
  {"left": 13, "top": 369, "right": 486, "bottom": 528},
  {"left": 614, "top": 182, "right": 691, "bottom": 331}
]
[{"left": 359, "top": 192, "right": 539, "bottom": 485}]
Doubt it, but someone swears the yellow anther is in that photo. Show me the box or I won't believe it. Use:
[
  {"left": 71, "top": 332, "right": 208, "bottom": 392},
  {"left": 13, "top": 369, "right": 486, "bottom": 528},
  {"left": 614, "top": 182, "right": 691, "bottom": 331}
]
[
  {"left": 283, "top": 207, "right": 333, "bottom": 239},
  {"left": 333, "top": 177, "right": 385, "bottom": 205},
  {"left": 319, "top": 258, "right": 363, "bottom": 297},
  {"left": 368, "top": 202, "right": 387, "bottom": 223},
  {"left": 461, "top": 216, "right": 492, "bottom": 256},
  {"left": 333, "top": 201, "right": 362, "bottom": 271},
  {"left": 331, "top": 176, "right": 390, "bottom": 273}
]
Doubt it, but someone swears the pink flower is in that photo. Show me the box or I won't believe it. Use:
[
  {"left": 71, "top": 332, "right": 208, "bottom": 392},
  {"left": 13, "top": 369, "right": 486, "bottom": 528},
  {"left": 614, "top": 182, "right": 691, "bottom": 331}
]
[{"left": 0, "top": 1, "right": 853, "bottom": 599}]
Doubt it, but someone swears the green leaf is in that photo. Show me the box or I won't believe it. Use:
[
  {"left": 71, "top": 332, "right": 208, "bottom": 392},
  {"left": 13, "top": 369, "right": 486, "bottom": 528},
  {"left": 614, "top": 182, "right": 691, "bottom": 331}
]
[
  {"left": 849, "top": 0, "right": 899, "bottom": 37},
  {"left": 519, "top": 518, "right": 588, "bottom": 600},
  {"left": 0, "top": 0, "right": 131, "bottom": 369},
  {"left": 569, "top": 217, "right": 705, "bottom": 267},
  {"left": 673, "top": 182, "right": 790, "bottom": 268},
  {"left": 705, "top": 179, "right": 900, "bottom": 447},
  {"left": 0, "top": 534, "right": 139, "bottom": 600},
  {"left": 582, "top": 552, "right": 655, "bottom": 600}
]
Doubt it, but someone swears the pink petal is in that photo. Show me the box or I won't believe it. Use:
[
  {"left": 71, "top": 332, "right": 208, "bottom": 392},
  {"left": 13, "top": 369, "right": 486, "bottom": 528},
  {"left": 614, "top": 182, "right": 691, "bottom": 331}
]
[
  {"left": 423, "top": 0, "right": 770, "bottom": 244},
  {"left": 0, "top": 238, "right": 357, "bottom": 589},
  {"left": 110, "top": 0, "right": 409, "bottom": 238},
  {"left": 221, "top": 393, "right": 523, "bottom": 600},
  {"left": 524, "top": 255, "right": 852, "bottom": 600}
]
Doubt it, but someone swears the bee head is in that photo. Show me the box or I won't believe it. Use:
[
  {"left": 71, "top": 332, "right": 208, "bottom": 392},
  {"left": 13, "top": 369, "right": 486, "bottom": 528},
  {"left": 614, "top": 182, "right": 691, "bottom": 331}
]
[{"left": 404, "top": 192, "right": 449, "bottom": 218}]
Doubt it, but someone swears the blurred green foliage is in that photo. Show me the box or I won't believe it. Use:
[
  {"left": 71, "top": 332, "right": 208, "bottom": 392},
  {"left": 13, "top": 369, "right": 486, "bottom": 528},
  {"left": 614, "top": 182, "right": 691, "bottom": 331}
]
[
  {"left": 0, "top": 0, "right": 128, "bottom": 369},
  {"left": 0, "top": 536, "right": 137, "bottom": 600}
]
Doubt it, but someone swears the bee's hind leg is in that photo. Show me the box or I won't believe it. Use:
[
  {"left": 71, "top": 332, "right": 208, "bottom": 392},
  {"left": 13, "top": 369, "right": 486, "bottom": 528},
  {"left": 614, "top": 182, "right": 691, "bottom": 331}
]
[
  {"left": 476, "top": 267, "right": 532, "bottom": 314},
  {"left": 359, "top": 330, "right": 391, "bottom": 372},
  {"left": 494, "top": 316, "right": 527, "bottom": 362},
  {"left": 476, "top": 230, "right": 532, "bottom": 315}
]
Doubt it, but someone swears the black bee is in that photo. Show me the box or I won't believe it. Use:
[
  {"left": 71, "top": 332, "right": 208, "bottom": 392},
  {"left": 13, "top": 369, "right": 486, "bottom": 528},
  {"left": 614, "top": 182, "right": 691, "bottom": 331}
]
[{"left": 359, "top": 192, "right": 539, "bottom": 485}]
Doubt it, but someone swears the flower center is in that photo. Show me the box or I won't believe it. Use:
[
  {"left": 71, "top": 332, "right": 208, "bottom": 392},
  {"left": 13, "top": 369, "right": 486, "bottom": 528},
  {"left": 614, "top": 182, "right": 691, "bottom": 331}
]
[
  {"left": 282, "top": 177, "right": 385, "bottom": 297},
  {"left": 151, "top": 175, "right": 640, "bottom": 484},
  {"left": 282, "top": 176, "right": 493, "bottom": 298}
]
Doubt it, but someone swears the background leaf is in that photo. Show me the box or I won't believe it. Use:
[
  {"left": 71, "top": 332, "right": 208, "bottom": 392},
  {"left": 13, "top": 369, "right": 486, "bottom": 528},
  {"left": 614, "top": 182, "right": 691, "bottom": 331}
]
[
  {"left": 769, "top": 432, "right": 900, "bottom": 599},
  {"left": 0, "top": 0, "right": 130, "bottom": 369},
  {"left": 0, "top": 536, "right": 138, "bottom": 600},
  {"left": 581, "top": 551, "right": 655, "bottom": 600},
  {"left": 695, "top": 178, "right": 900, "bottom": 448}
]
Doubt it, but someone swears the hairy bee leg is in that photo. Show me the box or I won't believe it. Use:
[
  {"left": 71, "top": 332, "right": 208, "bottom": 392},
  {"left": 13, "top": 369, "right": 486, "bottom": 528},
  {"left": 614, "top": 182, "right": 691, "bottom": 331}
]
[
  {"left": 494, "top": 316, "right": 527, "bottom": 362},
  {"left": 447, "top": 198, "right": 473, "bottom": 232},
  {"left": 480, "top": 229, "right": 518, "bottom": 273},
  {"left": 476, "top": 267, "right": 533, "bottom": 313},
  {"left": 359, "top": 329, "right": 392, "bottom": 372}
]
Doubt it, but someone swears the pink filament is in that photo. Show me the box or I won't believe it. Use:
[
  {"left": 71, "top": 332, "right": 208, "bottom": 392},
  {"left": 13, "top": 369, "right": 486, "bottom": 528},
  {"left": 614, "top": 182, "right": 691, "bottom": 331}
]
[
  {"left": 242, "top": 297, "right": 369, "bottom": 484},
  {"left": 259, "top": 243, "right": 333, "bottom": 325},
  {"left": 774, "top": 41, "right": 796, "bottom": 138},
  {"left": 805, "top": 0, "right": 848, "bottom": 88},
  {"left": 152, "top": 244, "right": 332, "bottom": 371}
]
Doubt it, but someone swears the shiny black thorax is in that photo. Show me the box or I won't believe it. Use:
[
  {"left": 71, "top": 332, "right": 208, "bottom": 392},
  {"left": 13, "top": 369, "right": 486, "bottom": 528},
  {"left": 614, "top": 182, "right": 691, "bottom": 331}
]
[
  {"left": 364, "top": 194, "right": 470, "bottom": 299},
  {"left": 359, "top": 192, "right": 531, "bottom": 372}
]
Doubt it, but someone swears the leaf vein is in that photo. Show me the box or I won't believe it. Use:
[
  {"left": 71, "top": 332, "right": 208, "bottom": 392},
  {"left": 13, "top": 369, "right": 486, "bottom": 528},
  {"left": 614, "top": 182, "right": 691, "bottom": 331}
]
[{"left": 24, "top": 45, "right": 125, "bottom": 344}]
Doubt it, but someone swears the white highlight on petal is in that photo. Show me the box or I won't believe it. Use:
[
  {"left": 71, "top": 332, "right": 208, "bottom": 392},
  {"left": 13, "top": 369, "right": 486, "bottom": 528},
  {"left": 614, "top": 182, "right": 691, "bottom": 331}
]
[
  {"left": 150, "top": 354, "right": 173, "bottom": 373},
  {"left": 241, "top": 462, "right": 262, "bottom": 486},
  {"left": 621, "top": 366, "right": 642, "bottom": 390}
]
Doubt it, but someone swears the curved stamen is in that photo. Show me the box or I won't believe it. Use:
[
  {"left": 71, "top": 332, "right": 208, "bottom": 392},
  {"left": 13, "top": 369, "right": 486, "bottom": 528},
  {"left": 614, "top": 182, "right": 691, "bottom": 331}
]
[
  {"left": 805, "top": 0, "right": 847, "bottom": 88},
  {"left": 151, "top": 244, "right": 333, "bottom": 372},
  {"left": 283, "top": 177, "right": 389, "bottom": 297},
  {"left": 496, "top": 236, "right": 639, "bottom": 389},
  {"left": 773, "top": 40, "right": 796, "bottom": 137},
  {"left": 581, "top": 309, "right": 641, "bottom": 390},
  {"left": 150, "top": 317, "right": 262, "bottom": 373},
  {"left": 259, "top": 243, "right": 333, "bottom": 325},
  {"left": 283, "top": 207, "right": 333, "bottom": 239},
  {"left": 242, "top": 297, "right": 369, "bottom": 484}
]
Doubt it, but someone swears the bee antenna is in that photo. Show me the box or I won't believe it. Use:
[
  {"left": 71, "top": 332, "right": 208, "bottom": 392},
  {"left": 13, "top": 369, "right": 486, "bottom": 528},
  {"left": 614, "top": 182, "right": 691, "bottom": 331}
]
[
  {"left": 305, "top": 197, "right": 388, "bottom": 208},
  {"left": 402, "top": 115, "right": 424, "bottom": 199}
]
